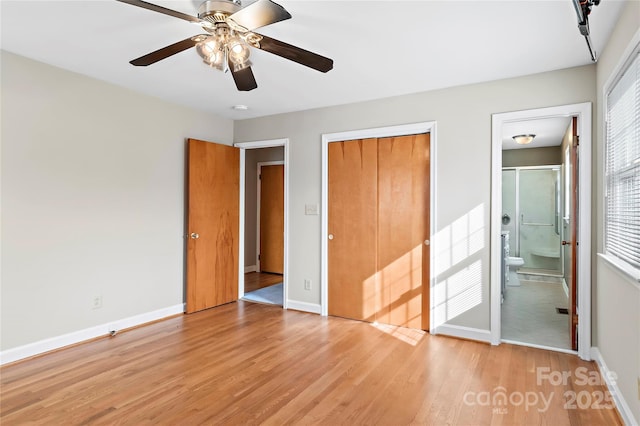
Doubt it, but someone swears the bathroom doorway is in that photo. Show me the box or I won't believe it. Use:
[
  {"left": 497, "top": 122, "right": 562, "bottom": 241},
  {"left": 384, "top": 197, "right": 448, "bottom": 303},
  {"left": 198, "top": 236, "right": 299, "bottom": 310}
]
[
  {"left": 491, "top": 103, "right": 592, "bottom": 359},
  {"left": 501, "top": 165, "right": 567, "bottom": 348}
]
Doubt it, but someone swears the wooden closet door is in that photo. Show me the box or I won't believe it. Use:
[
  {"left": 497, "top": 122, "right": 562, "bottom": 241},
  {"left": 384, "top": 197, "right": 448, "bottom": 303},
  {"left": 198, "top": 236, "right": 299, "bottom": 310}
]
[
  {"left": 377, "top": 134, "right": 430, "bottom": 330},
  {"left": 328, "top": 139, "right": 379, "bottom": 322}
]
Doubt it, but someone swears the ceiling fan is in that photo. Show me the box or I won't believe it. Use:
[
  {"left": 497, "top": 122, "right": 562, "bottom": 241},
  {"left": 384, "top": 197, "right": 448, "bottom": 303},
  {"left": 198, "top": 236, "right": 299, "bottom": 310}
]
[{"left": 116, "top": 0, "right": 334, "bottom": 91}]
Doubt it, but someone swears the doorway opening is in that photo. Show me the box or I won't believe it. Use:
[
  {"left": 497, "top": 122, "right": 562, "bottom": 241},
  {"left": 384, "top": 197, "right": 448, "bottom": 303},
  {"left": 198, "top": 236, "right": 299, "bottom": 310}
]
[
  {"left": 235, "top": 139, "right": 289, "bottom": 308},
  {"left": 501, "top": 163, "right": 568, "bottom": 349},
  {"left": 491, "top": 103, "right": 592, "bottom": 360}
]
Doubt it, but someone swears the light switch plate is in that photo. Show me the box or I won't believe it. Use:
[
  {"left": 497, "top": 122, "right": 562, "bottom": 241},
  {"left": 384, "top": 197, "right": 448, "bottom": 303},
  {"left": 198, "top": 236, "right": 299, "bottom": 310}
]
[{"left": 305, "top": 204, "right": 319, "bottom": 215}]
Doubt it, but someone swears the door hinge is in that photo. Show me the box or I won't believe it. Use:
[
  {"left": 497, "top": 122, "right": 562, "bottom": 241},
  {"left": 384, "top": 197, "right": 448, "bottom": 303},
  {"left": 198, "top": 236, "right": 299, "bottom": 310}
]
[
  {"left": 572, "top": 314, "right": 579, "bottom": 325},
  {"left": 259, "top": 174, "right": 261, "bottom": 180},
  {"left": 574, "top": 135, "right": 580, "bottom": 147},
  {"left": 258, "top": 254, "right": 261, "bottom": 260}
]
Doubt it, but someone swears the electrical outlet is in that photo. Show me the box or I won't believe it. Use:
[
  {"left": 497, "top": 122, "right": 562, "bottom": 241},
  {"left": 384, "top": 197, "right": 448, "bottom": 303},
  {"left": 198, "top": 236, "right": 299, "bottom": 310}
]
[
  {"left": 304, "top": 279, "right": 312, "bottom": 290},
  {"left": 92, "top": 296, "right": 102, "bottom": 310}
]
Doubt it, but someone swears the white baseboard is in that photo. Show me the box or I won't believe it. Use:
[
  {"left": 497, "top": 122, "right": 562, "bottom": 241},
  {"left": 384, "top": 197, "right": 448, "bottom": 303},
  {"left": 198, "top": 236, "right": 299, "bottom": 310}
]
[
  {"left": 591, "top": 347, "right": 638, "bottom": 426},
  {"left": 0, "top": 304, "right": 185, "bottom": 366},
  {"left": 285, "top": 300, "right": 321, "bottom": 315},
  {"left": 501, "top": 339, "right": 577, "bottom": 355},
  {"left": 562, "top": 278, "right": 569, "bottom": 298},
  {"left": 432, "top": 324, "right": 492, "bottom": 343},
  {"left": 244, "top": 265, "right": 257, "bottom": 273}
]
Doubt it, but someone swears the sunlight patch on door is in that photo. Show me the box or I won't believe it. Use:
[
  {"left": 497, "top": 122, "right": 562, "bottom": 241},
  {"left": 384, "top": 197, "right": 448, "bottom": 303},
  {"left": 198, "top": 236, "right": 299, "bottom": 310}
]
[{"left": 361, "top": 245, "right": 424, "bottom": 328}]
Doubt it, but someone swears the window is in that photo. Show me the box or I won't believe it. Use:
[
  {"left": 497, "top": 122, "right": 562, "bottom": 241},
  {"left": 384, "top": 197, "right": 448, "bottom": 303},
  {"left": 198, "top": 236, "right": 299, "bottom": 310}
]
[{"left": 605, "top": 45, "right": 640, "bottom": 271}]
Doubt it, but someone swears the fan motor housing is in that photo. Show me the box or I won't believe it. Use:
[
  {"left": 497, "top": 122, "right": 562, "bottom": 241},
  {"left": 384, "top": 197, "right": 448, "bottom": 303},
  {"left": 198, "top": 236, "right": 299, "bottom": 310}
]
[{"left": 198, "top": 0, "right": 241, "bottom": 22}]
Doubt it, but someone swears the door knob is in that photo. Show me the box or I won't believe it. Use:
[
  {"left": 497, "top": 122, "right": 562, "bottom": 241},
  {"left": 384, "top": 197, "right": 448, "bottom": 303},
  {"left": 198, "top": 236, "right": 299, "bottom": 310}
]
[
  {"left": 424, "top": 240, "right": 430, "bottom": 246},
  {"left": 562, "top": 240, "right": 570, "bottom": 245},
  {"left": 190, "top": 233, "right": 199, "bottom": 239},
  {"left": 328, "top": 234, "right": 334, "bottom": 240}
]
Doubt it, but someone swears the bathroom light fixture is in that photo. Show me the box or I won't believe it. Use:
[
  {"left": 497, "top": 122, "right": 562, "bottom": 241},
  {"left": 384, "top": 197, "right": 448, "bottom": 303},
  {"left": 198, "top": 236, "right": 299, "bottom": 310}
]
[
  {"left": 232, "top": 104, "right": 249, "bottom": 110},
  {"left": 512, "top": 134, "right": 536, "bottom": 145}
]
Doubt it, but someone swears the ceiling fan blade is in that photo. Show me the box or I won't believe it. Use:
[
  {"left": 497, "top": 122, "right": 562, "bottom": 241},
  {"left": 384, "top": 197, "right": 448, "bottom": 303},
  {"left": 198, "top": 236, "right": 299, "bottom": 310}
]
[
  {"left": 116, "top": 0, "right": 202, "bottom": 25},
  {"left": 229, "top": 65, "right": 258, "bottom": 91},
  {"left": 255, "top": 35, "right": 333, "bottom": 73},
  {"left": 227, "top": 0, "right": 291, "bottom": 32},
  {"left": 130, "top": 36, "right": 201, "bottom": 66}
]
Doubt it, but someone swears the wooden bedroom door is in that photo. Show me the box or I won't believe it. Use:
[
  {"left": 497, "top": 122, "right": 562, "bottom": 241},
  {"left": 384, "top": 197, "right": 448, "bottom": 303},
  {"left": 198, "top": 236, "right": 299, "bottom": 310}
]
[
  {"left": 568, "top": 117, "right": 579, "bottom": 350},
  {"left": 259, "top": 164, "right": 284, "bottom": 274},
  {"left": 186, "top": 138, "right": 239, "bottom": 313},
  {"left": 327, "top": 134, "right": 430, "bottom": 330}
]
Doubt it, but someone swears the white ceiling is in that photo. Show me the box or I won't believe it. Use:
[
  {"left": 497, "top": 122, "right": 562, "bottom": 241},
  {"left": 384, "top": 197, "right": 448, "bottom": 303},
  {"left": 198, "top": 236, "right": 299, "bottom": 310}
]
[
  {"left": 502, "top": 116, "right": 572, "bottom": 150},
  {"left": 0, "top": 0, "right": 627, "bottom": 120}
]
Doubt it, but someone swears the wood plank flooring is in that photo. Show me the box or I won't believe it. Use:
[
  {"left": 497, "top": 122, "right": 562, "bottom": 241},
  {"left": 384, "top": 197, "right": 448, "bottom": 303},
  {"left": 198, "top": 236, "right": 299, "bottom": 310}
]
[
  {"left": 1, "top": 302, "right": 622, "bottom": 425},
  {"left": 245, "top": 272, "right": 283, "bottom": 293}
]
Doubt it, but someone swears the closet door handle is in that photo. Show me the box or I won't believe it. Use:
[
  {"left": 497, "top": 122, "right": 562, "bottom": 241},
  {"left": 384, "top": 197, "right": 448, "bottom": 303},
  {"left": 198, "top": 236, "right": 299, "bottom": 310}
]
[
  {"left": 190, "top": 233, "right": 200, "bottom": 239},
  {"left": 328, "top": 234, "right": 334, "bottom": 240}
]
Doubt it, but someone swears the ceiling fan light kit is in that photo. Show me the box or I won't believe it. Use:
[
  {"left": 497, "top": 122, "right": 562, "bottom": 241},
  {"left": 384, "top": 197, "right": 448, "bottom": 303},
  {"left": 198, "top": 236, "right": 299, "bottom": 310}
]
[{"left": 116, "top": 0, "right": 333, "bottom": 91}]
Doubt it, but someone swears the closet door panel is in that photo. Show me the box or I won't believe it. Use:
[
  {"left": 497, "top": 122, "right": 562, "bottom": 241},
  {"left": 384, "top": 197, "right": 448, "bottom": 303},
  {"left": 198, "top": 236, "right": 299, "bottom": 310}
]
[
  {"left": 328, "top": 139, "right": 379, "bottom": 321},
  {"left": 377, "top": 134, "right": 430, "bottom": 330}
]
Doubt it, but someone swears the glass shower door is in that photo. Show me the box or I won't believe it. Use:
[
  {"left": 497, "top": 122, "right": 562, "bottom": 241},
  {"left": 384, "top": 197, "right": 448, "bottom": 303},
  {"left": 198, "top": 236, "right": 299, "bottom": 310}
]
[{"left": 518, "top": 168, "right": 562, "bottom": 274}]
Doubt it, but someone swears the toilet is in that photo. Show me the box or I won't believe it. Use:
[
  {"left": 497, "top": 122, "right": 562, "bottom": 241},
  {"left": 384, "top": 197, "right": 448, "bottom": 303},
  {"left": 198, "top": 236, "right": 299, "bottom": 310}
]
[{"left": 506, "top": 256, "right": 524, "bottom": 286}]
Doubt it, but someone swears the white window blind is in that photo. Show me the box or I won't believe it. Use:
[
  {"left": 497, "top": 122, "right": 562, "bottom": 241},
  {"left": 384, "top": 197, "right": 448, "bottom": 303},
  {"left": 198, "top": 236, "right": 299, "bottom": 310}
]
[{"left": 605, "top": 47, "right": 640, "bottom": 270}]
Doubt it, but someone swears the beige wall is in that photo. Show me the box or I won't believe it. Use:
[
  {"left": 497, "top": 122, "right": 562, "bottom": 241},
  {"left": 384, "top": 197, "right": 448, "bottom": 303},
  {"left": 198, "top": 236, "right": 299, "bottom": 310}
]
[
  {"left": 0, "top": 51, "right": 234, "bottom": 351},
  {"left": 244, "top": 147, "right": 285, "bottom": 267},
  {"left": 594, "top": 0, "right": 640, "bottom": 421},
  {"left": 2, "top": 12, "right": 635, "bottom": 418},
  {"left": 235, "top": 64, "right": 597, "bottom": 330},
  {"left": 502, "top": 146, "right": 562, "bottom": 167}
]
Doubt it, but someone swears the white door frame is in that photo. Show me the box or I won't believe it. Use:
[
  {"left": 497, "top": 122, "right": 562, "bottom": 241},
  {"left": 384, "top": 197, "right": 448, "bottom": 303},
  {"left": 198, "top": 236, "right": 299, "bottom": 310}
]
[
  {"left": 320, "top": 121, "right": 437, "bottom": 327},
  {"left": 256, "top": 160, "right": 285, "bottom": 273},
  {"left": 490, "top": 103, "right": 592, "bottom": 360},
  {"left": 235, "top": 139, "right": 289, "bottom": 309}
]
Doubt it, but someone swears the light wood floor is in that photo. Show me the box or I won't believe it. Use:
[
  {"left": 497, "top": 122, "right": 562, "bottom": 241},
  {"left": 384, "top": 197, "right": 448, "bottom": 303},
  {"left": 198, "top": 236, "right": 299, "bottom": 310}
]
[
  {"left": 245, "top": 271, "right": 283, "bottom": 293},
  {"left": 1, "top": 302, "right": 622, "bottom": 425}
]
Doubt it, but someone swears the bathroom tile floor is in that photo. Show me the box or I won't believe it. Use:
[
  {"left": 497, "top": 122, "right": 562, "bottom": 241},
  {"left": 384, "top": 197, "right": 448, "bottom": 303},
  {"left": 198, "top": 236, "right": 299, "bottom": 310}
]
[{"left": 501, "top": 279, "right": 570, "bottom": 350}]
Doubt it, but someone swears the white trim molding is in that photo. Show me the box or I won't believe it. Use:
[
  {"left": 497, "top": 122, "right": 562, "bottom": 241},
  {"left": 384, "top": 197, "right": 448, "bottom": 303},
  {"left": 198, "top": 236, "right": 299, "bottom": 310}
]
[
  {"left": 320, "top": 121, "right": 437, "bottom": 331},
  {"left": 491, "top": 103, "right": 592, "bottom": 360},
  {"left": 432, "top": 324, "right": 492, "bottom": 343},
  {"left": 502, "top": 339, "right": 577, "bottom": 356},
  {"left": 591, "top": 347, "right": 638, "bottom": 426},
  {"left": 244, "top": 265, "right": 257, "bottom": 274},
  {"left": 0, "top": 304, "right": 185, "bottom": 365},
  {"left": 234, "top": 139, "right": 289, "bottom": 308},
  {"left": 286, "top": 300, "right": 322, "bottom": 315}
]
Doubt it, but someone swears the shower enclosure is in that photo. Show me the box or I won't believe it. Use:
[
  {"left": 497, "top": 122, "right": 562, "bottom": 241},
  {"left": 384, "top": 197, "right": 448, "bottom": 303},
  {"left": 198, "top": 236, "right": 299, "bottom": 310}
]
[{"left": 502, "top": 166, "right": 562, "bottom": 275}]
